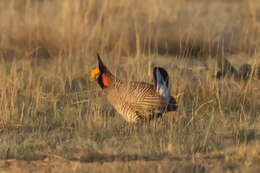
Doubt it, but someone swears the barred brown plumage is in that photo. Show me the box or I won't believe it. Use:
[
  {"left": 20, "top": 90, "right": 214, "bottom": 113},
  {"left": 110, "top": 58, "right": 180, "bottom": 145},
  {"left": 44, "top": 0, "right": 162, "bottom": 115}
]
[{"left": 91, "top": 54, "right": 177, "bottom": 123}]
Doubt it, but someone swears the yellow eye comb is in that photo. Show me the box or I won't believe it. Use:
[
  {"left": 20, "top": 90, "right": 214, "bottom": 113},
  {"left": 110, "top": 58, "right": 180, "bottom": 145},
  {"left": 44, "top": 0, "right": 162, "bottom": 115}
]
[{"left": 91, "top": 68, "right": 100, "bottom": 79}]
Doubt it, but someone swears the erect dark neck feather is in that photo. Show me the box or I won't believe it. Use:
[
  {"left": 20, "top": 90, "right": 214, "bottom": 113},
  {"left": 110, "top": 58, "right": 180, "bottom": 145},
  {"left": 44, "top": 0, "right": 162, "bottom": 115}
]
[
  {"left": 97, "top": 54, "right": 111, "bottom": 75},
  {"left": 96, "top": 54, "right": 114, "bottom": 88}
]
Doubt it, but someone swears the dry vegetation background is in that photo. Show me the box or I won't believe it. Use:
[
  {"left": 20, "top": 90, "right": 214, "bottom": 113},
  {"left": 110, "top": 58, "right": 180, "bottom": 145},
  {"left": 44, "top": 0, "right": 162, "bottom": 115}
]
[{"left": 0, "top": 0, "right": 260, "bottom": 172}]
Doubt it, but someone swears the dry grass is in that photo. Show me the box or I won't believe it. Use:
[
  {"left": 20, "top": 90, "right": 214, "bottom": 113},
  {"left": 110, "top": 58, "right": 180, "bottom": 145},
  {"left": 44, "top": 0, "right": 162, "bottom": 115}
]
[
  {"left": 0, "top": 0, "right": 260, "bottom": 172},
  {"left": 1, "top": 0, "right": 260, "bottom": 58}
]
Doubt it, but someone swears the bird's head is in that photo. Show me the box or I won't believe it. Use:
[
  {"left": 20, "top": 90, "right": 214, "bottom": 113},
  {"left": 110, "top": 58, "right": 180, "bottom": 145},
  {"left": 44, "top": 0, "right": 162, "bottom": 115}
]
[{"left": 91, "top": 54, "right": 112, "bottom": 88}]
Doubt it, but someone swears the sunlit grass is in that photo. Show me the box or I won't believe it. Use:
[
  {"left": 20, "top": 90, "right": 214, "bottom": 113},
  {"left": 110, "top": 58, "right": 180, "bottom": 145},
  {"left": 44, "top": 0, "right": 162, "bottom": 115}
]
[{"left": 0, "top": 0, "right": 260, "bottom": 172}]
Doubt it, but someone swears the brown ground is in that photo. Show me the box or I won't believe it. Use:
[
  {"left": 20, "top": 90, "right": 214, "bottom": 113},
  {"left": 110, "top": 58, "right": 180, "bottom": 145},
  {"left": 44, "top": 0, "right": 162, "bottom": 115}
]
[
  {"left": 0, "top": 156, "right": 226, "bottom": 173},
  {"left": 1, "top": 145, "right": 260, "bottom": 173}
]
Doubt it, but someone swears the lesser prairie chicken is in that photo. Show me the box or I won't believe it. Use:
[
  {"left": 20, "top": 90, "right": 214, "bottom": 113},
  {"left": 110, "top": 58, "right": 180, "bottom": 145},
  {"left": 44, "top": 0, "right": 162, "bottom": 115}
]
[
  {"left": 91, "top": 54, "right": 177, "bottom": 123},
  {"left": 217, "top": 57, "right": 260, "bottom": 81}
]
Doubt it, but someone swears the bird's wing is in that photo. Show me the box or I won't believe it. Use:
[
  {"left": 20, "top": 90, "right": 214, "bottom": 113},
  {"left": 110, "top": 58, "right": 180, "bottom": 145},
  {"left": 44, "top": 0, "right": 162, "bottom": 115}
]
[{"left": 124, "top": 82, "right": 166, "bottom": 119}]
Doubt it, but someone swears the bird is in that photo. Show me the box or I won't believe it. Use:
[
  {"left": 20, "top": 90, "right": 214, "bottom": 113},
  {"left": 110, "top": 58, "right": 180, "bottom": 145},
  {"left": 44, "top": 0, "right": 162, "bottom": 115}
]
[
  {"left": 216, "top": 57, "right": 260, "bottom": 81},
  {"left": 91, "top": 54, "right": 177, "bottom": 123}
]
